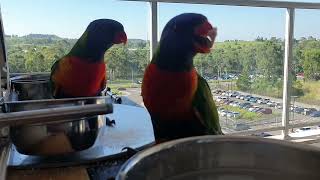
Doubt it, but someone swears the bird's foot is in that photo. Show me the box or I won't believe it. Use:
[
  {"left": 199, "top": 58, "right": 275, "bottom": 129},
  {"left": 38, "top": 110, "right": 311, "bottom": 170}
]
[
  {"left": 106, "top": 117, "right": 116, "bottom": 127},
  {"left": 115, "top": 97, "right": 122, "bottom": 104}
]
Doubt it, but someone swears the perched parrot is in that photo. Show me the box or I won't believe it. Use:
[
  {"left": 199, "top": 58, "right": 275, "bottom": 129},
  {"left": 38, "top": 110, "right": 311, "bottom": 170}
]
[
  {"left": 142, "top": 13, "right": 223, "bottom": 143},
  {"left": 50, "top": 19, "right": 127, "bottom": 98}
]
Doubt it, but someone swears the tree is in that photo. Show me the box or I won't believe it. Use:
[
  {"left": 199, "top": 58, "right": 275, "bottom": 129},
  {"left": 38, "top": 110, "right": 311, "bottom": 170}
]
[
  {"left": 236, "top": 68, "right": 251, "bottom": 91},
  {"left": 8, "top": 54, "right": 27, "bottom": 73},
  {"left": 303, "top": 49, "right": 320, "bottom": 80},
  {"left": 25, "top": 51, "right": 46, "bottom": 72},
  {"left": 255, "top": 40, "right": 283, "bottom": 84},
  {"left": 105, "top": 45, "right": 131, "bottom": 80}
]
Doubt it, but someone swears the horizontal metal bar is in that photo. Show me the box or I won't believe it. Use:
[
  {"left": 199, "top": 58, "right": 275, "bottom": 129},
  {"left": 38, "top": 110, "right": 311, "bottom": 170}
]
[
  {"left": 4, "top": 96, "right": 109, "bottom": 104},
  {"left": 228, "top": 126, "right": 285, "bottom": 135},
  {"left": 9, "top": 72, "right": 49, "bottom": 76},
  {"left": 123, "top": 0, "right": 320, "bottom": 9},
  {"left": 0, "top": 104, "right": 113, "bottom": 127}
]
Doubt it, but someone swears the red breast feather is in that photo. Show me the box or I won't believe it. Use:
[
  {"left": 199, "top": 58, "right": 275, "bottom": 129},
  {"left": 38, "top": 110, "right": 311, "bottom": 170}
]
[
  {"left": 52, "top": 56, "right": 106, "bottom": 97},
  {"left": 142, "top": 63, "right": 198, "bottom": 120}
]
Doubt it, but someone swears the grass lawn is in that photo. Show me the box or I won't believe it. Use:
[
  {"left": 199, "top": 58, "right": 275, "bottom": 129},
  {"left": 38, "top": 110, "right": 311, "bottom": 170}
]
[{"left": 297, "top": 81, "right": 320, "bottom": 105}]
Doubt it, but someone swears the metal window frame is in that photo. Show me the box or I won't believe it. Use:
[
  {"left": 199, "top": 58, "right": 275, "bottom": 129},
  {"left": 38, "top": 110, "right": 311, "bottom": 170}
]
[
  {"left": 0, "top": 5, "right": 8, "bottom": 97},
  {"left": 125, "top": 0, "right": 320, "bottom": 9}
]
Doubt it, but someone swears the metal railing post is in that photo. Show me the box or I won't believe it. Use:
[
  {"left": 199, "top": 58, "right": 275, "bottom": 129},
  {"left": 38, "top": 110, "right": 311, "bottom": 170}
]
[
  {"left": 282, "top": 8, "right": 295, "bottom": 139},
  {"left": 149, "top": 1, "right": 158, "bottom": 60}
]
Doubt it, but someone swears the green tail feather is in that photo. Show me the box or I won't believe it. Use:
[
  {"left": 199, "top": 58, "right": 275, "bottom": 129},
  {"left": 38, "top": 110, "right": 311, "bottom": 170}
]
[
  {"left": 192, "top": 74, "right": 223, "bottom": 135},
  {"left": 49, "top": 58, "right": 60, "bottom": 97}
]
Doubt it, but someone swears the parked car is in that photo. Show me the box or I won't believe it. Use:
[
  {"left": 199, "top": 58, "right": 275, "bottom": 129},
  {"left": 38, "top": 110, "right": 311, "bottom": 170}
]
[
  {"left": 244, "top": 95, "right": 252, "bottom": 101},
  {"left": 259, "top": 108, "right": 272, "bottom": 114},
  {"left": 219, "top": 110, "right": 228, "bottom": 117},
  {"left": 223, "top": 100, "right": 233, "bottom": 105},
  {"left": 251, "top": 132, "right": 272, "bottom": 137},
  {"left": 227, "top": 112, "right": 240, "bottom": 118},
  {"left": 213, "top": 89, "right": 223, "bottom": 94},
  {"left": 230, "top": 101, "right": 240, "bottom": 107},
  {"left": 290, "top": 105, "right": 298, "bottom": 111},
  {"left": 243, "top": 104, "right": 253, "bottom": 109},
  {"left": 295, "top": 127, "right": 311, "bottom": 133},
  {"left": 248, "top": 106, "right": 260, "bottom": 112},
  {"left": 234, "top": 123, "right": 251, "bottom": 131},
  {"left": 216, "top": 96, "right": 228, "bottom": 102},
  {"left": 267, "top": 101, "right": 275, "bottom": 107},
  {"left": 252, "top": 107, "right": 263, "bottom": 112},
  {"left": 228, "top": 100, "right": 236, "bottom": 105},
  {"left": 310, "top": 111, "right": 320, "bottom": 117},
  {"left": 264, "top": 98, "right": 271, "bottom": 104},
  {"left": 294, "top": 107, "right": 304, "bottom": 114},
  {"left": 229, "top": 91, "right": 240, "bottom": 97},
  {"left": 303, "top": 108, "right": 317, "bottom": 115},
  {"left": 249, "top": 97, "right": 257, "bottom": 103},
  {"left": 239, "top": 102, "right": 251, "bottom": 109},
  {"left": 257, "top": 98, "right": 269, "bottom": 104},
  {"left": 274, "top": 103, "right": 282, "bottom": 109},
  {"left": 239, "top": 95, "right": 245, "bottom": 100},
  {"left": 217, "top": 107, "right": 224, "bottom": 112}
]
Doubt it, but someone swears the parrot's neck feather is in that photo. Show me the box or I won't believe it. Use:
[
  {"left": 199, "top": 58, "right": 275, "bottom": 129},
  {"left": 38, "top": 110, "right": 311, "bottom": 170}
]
[
  {"left": 152, "top": 47, "right": 195, "bottom": 72},
  {"left": 68, "top": 31, "right": 110, "bottom": 62}
]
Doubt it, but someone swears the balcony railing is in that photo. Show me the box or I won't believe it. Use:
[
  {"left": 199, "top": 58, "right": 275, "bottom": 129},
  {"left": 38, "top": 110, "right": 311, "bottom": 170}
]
[{"left": 124, "top": 0, "right": 320, "bottom": 141}]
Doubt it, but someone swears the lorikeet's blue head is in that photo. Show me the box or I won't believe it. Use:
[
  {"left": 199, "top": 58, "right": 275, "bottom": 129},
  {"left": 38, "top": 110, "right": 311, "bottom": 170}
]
[
  {"left": 161, "top": 13, "right": 215, "bottom": 54},
  {"left": 86, "top": 19, "right": 127, "bottom": 50},
  {"left": 70, "top": 19, "right": 127, "bottom": 62},
  {"left": 154, "top": 13, "right": 216, "bottom": 71}
]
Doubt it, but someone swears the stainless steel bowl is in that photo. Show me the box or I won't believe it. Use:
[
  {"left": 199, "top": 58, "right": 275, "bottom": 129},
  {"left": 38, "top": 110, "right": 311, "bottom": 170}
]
[
  {"left": 10, "top": 74, "right": 52, "bottom": 100},
  {"left": 117, "top": 136, "right": 320, "bottom": 180},
  {"left": 5, "top": 97, "right": 108, "bottom": 156}
]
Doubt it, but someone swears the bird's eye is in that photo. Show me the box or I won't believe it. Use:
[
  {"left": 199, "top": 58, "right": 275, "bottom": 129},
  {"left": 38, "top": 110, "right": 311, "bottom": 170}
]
[{"left": 194, "top": 21, "right": 213, "bottom": 37}]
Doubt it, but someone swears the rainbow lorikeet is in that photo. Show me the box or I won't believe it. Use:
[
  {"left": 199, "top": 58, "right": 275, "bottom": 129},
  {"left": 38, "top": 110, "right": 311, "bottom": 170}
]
[
  {"left": 50, "top": 19, "right": 127, "bottom": 98},
  {"left": 142, "top": 13, "right": 223, "bottom": 143}
]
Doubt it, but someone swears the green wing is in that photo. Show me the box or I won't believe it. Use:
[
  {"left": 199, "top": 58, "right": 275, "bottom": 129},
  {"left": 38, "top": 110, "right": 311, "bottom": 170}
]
[
  {"left": 192, "top": 74, "right": 223, "bottom": 135},
  {"left": 49, "top": 57, "right": 62, "bottom": 97}
]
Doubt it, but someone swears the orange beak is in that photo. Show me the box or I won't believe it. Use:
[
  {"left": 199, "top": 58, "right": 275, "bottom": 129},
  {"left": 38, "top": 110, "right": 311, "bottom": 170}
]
[{"left": 194, "top": 20, "right": 217, "bottom": 53}]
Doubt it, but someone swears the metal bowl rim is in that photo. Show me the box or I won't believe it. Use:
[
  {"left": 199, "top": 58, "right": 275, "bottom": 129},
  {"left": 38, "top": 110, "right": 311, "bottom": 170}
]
[{"left": 117, "top": 135, "right": 320, "bottom": 178}]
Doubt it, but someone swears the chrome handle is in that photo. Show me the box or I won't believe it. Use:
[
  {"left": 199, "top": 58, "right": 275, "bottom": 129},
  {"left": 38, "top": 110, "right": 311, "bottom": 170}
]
[{"left": 0, "top": 103, "right": 113, "bottom": 127}]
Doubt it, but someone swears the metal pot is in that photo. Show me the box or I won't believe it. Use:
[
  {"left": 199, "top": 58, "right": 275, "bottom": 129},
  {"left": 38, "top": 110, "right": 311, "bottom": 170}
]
[
  {"left": 10, "top": 74, "right": 52, "bottom": 100},
  {"left": 4, "top": 97, "right": 111, "bottom": 156},
  {"left": 117, "top": 136, "right": 320, "bottom": 180}
]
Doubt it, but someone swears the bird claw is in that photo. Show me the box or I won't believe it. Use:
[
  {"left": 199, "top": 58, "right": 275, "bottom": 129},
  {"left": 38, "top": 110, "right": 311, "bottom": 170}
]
[
  {"left": 115, "top": 97, "right": 122, "bottom": 104},
  {"left": 106, "top": 117, "right": 116, "bottom": 127}
]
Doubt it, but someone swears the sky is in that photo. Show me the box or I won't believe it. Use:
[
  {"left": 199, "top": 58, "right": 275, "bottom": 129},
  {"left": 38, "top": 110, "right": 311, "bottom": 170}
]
[{"left": 0, "top": 0, "right": 320, "bottom": 41}]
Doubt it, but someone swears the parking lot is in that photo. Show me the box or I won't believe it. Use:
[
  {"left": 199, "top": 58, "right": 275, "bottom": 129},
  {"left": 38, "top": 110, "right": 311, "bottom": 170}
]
[
  {"left": 213, "top": 89, "right": 320, "bottom": 133},
  {"left": 120, "top": 87, "right": 320, "bottom": 135}
]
